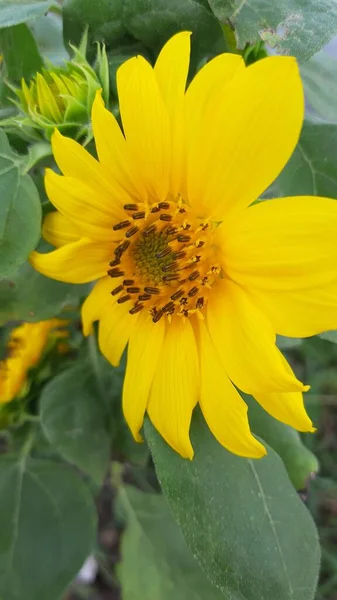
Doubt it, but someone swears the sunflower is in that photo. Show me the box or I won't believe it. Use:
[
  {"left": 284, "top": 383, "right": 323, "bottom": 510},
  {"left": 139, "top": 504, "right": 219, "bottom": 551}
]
[
  {"left": 0, "top": 319, "right": 67, "bottom": 403},
  {"left": 30, "top": 32, "right": 337, "bottom": 459}
]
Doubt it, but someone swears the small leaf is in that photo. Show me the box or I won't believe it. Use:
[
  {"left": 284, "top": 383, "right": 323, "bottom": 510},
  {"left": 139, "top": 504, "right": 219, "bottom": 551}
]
[
  {"left": 29, "top": 13, "right": 69, "bottom": 65},
  {"left": 40, "top": 359, "right": 112, "bottom": 485},
  {"left": 0, "top": 454, "right": 96, "bottom": 600},
  {"left": 145, "top": 409, "right": 321, "bottom": 600},
  {"left": 208, "top": 0, "right": 337, "bottom": 62},
  {"left": 0, "top": 130, "right": 41, "bottom": 278},
  {"left": 119, "top": 485, "right": 225, "bottom": 600},
  {"left": 0, "top": 1, "right": 57, "bottom": 28},
  {"left": 0, "top": 23, "right": 43, "bottom": 81}
]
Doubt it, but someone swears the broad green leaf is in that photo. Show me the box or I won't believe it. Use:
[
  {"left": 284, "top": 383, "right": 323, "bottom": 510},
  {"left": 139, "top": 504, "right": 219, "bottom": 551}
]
[
  {"left": 0, "top": 454, "right": 96, "bottom": 600},
  {"left": 301, "top": 51, "right": 337, "bottom": 122},
  {"left": 318, "top": 330, "right": 337, "bottom": 343},
  {"left": 277, "top": 335, "right": 303, "bottom": 350},
  {"left": 29, "top": 13, "right": 69, "bottom": 65},
  {"left": 119, "top": 485, "right": 225, "bottom": 600},
  {"left": 122, "top": 0, "right": 227, "bottom": 72},
  {"left": 245, "top": 394, "right": 319, "bottom": 490},
  {"left": 40, "top": 359, "right": 112, "bottom": 485},
  {"left": 269, "top": 118, "right": 337, "bottom": 199},
  {"left": 145, "top": 410, "right": 321, "bottom": 600},
  {"left": 0, "top": 23, "right": 43, "bottom": 81},
  {"left": 0, "top": 1, "right": 56, "bottom": 28},
  {"left": 0, "top": 131, "right": 41, "bottom": 278},
  {"left": 208, "top": 0, "right": 337, "bottom": 62},
  {"left": 0, "top": 260, "right": 89, "bottom": 324}
]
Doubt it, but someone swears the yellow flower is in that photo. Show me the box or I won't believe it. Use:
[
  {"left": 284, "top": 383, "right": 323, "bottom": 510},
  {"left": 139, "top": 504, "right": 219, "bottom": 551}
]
[
  {"left": 30, "top": 32, "right": 337, "bottom": 459},
  {"left": 0, "top": 319, "right": 67, "bottom": 403}
]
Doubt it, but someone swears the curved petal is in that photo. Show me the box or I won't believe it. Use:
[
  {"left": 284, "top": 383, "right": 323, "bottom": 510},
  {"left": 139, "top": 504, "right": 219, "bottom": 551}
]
[
  {"left": 45, "top": 169, "right": 123, "bottom": 241},
  {"left": 51, "top": 129, "right": 130, "bottom": 209},
  {"left": 254, "top": 390, "right": 314, "bottom": 432},
  {"left": 223, "top": 196, "right": 337, "bottom": 291},
  {"left": 249, "top": 281, "right": 337, "bottom": 338},
  {"left": 91, "top": 91, "right": 147, "bottom": 202},
  {"left": 82, "top": 276, "right": 119, "bottom": 336},
  {"left": 30, "top": 239, "right": 112, "bottom": 283},
  {"left": 117, "top": 55, "right": 170, "bottom": 202},
  {"left": 154, "top": 31, "right": 191, "bottom": 196},
  {"left": 206, "top": 279, "right": 307, "bottom": 395},
  {"left": 98, "top": 301, "right": 139, "bottom": 367},
  {"left": 123, "top": 311, "right": 165, "bottom": 441},
  {"left": 42, "top": 211, "right": 81, "bottom": 247},
  {"left": 187, "top": 56, "right": 303, "bottom": 219},
  {"left": 199, "top": 320, "right": 266, "bottom": 458},
  {"left": 147, "top": 318, "right": 199, "bottom": 459}
]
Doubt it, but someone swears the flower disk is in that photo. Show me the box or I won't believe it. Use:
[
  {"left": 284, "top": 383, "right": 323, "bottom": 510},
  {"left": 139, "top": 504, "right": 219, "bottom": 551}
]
[{"left": 30, "top": 32, "right": 337, "bottom": 460}]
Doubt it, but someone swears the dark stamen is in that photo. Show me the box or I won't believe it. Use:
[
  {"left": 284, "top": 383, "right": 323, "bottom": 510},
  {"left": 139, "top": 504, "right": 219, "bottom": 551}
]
[
  {"left": 113, "top": 220, "right": 131, "bottom": 231},
  {"left": 143, "top": 224, "right": 157, "bottom": 236},
  {"left": 196, "top": 297, "right": 204, "bottom": 309},
  {"left": 163, "top": 301, "right": 175, "bottom": 313},
  {"left": 139, "top": 293, "right": 152, "bottom": 301},
  {"left": 196, "top": 240, "right": 205, "bottom": 248},
  {"left": 151, "top": 206, "right": 160, "bottom": 213},
  {"left": 171, "top": 290, "right": 184, "bottom": 301},
  {"left": 158, "top": 202, "right": 170, "bottom": 209},
  {"left": 188, "top": 286, "right": 199, "bottom": 297},
  {"left": 108, "top": 268, "right": 124, "bottom": 277},
  {"left": 124, "top": 203, "right": 138, "bottom": 211},
  {"left": 126, "top": 287, "right": 141, "bottom": 294},
  {"left": 117, "top": 295, "right": 131, "bottom": 304},
  {"left": 173, "top": 250, "right": 186, "bottom": 260},
  {"left": 188, "top": 271, "right": 199, "bottom": 281},
  {"left": 132, "top": 211, "right": 146, "bottom": 220},
  {"left": 160, "top": 214, "right": 172, "bottom": 222},
  {"left": 163, "top": 273, "right": 179, "bottom": 282},
  {"left": 129, "top": 303, "right": 144, "bottom": 315},
  {"left": 177, "top": 234, "right": 191, "bottom": 242},
  {"left": 109, "top": 258, "right": 120, "bottom": 267},
  {"left": 115, "top": 240, "right": 130, "bottom": 255},
  {"left": 162, "top": 262, "right": 177, "bottom": 272},
  {"left": 166, "top": 226, "right": 178, "bottom": 235},
  {"left": 152, "top": 309, "right": 164, "bottom": 323},
  {"left": 111, "top": 285, "right": 123, "bottom": 296},
  {"left": 156, "top": 247, "right": 171, "bottom": 259},
  {"left": 125, "top": 226, "right": 139, "bottom": 238},
  {"left": 123, "top": 279, "right": 134, "bottom": 286},
  {"left": 179, "top": 207, "right": 186, "bottom": 213},
  {"left": 144, "top": 286, "right": 160, "bottom": 295}
]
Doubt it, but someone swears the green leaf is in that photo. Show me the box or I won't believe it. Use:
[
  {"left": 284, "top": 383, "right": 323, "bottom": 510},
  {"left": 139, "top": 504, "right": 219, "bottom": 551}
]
[
  {"left": 277, "top": 335, "right": 303, "bottom": 350},
  {"left": 0, "top": 259, "right": 89, "bottom": 325},
  {"left": 0, "top": 1, "right": 57, "bottom": 28},
  {"left": 29, "top": 13, "right": 69, "bottom": 65},
  {"left": 40, "top": 359, "right": 111, "bottom": 485},
  {"left": 0, "top": 131, "right": 41, "bottom": 278},
  {"left": 119, "top": 485, "right": 225, "bottom": 600},
  {"left": 301, "top": 51, "right": 337, "bottom": 121},
  {"left": 122, "top": 0, "right": 227, "bottom": 73},
  {"left": 208, "top": 0, "right": 337, "bottom": 62},
  {"left": 0, "top": 23, "right": 43, "bottom": 81},
  {"left": 318, "top": 330, "right": 337, "bottom": 343},
  {"left": 245, "top": 395, "right": 319, "bottom": 490},
  {"left": 269, "top": 118, "right": 337, "bottom": 198},
  {"left": 0, "top": 454, "right": 96, "bottom": 600},
  {"left": 145, "top": 410, "right": 321, "bottom": 600}
]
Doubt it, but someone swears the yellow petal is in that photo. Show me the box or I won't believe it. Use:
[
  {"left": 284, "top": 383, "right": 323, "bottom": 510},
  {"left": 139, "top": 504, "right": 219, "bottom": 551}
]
[
  {"left": 249, "top": 281, "right": 337, "bottom": 338},
  {"left": 91, "top": 91, "right": 147, "bottom": 202},
  {"left": 51, "top": 129, "right": 130, "bottom": 208},
  {"left": 117, "top": 55, "right": 170, "bottom": 202},
  {"left": 199, "top": 320, "right": 266, "bottom": 458},
  {"left": 42, "top": 211, "right": 81, "bottom": 247},
  {"left": 123, "top": 311, "right": 165, "bottom": 442},
  {"left": 45, "top": 169, "right": 122, "bottom": 241},
  {"left": 30, "top": 239, "right": 112, "bottom": 283},
  {"left": 98, "top": 301, "right": 139, "bottom": 367},
  {"left": 154, "top": 31, "right": 191, "bottom": 196},
  {"left": 254, "top": 390, "right": 314, "bottom": 432},
  {"left": 206, "top": 279, "right": 307, "bottom": 395},
  {"left": 82, "top": 276, "right": 118, "bottom": 336},
  {"left": 187, "top": 56, "right": 303, "bottom": 219},
  {"left": 147, "top": 318, "right": 199, "bottom": 459},
  {"left": 36, "top": 72, "right": 63, "bottom": 122},
  {"left": 223, "top": 196, "right": 337, "bottom": 291}
]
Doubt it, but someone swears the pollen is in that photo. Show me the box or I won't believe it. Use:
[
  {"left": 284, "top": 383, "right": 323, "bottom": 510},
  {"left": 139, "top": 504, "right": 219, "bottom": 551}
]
[{"left": 108, "top": 199, "right": 221, "bottom": 323}]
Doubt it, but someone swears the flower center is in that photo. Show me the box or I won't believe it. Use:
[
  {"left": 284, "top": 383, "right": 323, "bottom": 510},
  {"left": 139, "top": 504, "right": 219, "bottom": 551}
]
[{"left": 108, "top": 198, "right": 221, "bottom": 323}]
